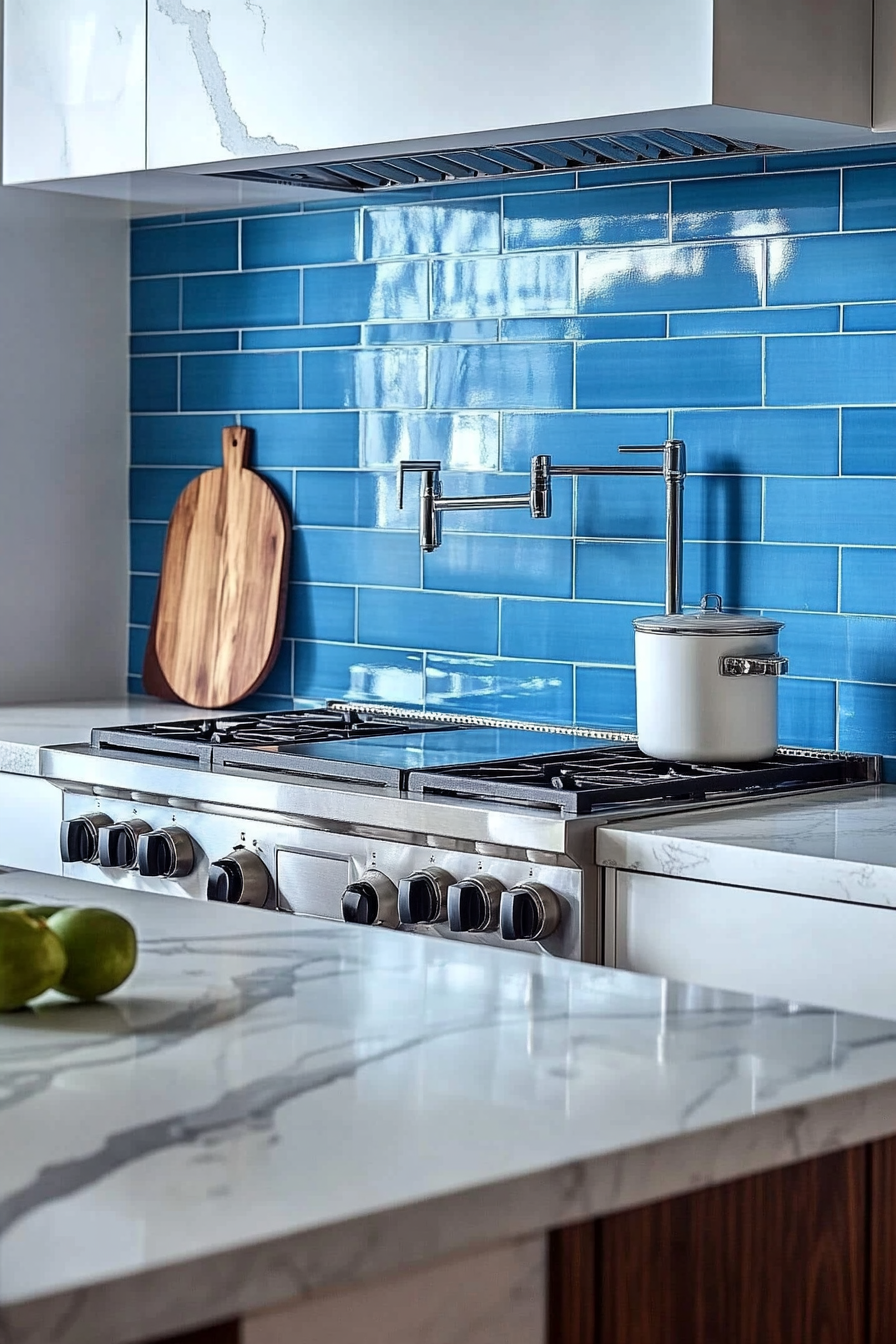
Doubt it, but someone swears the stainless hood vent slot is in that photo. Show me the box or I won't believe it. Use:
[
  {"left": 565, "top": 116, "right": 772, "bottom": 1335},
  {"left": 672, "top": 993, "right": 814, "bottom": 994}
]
[{"left": 214, "top": 129, "right": 779, "bottom": 194}]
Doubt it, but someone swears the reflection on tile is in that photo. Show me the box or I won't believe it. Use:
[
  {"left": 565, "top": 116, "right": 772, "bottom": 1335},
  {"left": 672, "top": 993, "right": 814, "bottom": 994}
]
[
  {"left": 131, "top": 221, "right": 237, "bottom": 276},
  {"left": 838, "top": 408, "right": 896, "bottom": 475},
  {"left": 765, "top": 334, "right": 896, "bottom": 406},
  {"left": 132, "top": 332, "right": 238, "bottom": 354},
  {"left": 303, "top": 347, "right": 426, "bottom": 409},
  {"left": 780, "top": 612, "right": 896, "bottom": 684},
  {"left": 575, "top": 474, "right": 761, "bottom": 541},
  {"left": 242, "top": 211, "right": 359, "bottom": 268},
  {"left": 361, "top": 412, "right": 499, "bottom": 470},
  {"left": 181, "top": 353, "right": 299, "bottom": 411},
  {"left": 672, "top": 409, "right": 840, "bottom": 474},
  {"left": 843, "top": 304, "right": 896, "bottom": 333},
  {"left": 294, "top": 642, "right": 424, "bottom": 706},
  {"left": 504, "top": 183, "right": 668, "bottom": 250},
  {"left": 575, "top": 666, "right": 637, "bottom": 731},
  {"left": 292, "top": 526, "right": 419, "bottom": 588},
  {"left": 577, "top": 337, "right": 762, "bottom": 408},
  {"left": 779, "top": 679, "right": 836, "bottom": 749},
  {"left": 672, "top": 171, "right": 839, "bottom": 240},
  {"left": 840, "top": 683, "right": 896, "bottom": 754},
  {"left": 501, "top": 598, "right": 654, "bottom": 665},
  {"left": 363, "top": 321, "right": 497, "bottom": 344},
  {"left": 432, "top": 253, "right": 574, "bottom": 319},
  {"left": 843, "top": 165, "right": 896, "bottom": 232},
  {"left": 294, "top": 471, "right": 413, "bottom": 530},
  {"left": 503, "top": 411, "right": 668, "bottom": 471},
  {"left": 304, "top": 261, "right": 429, "bottom": 324},
  {"left": 579, "top": 241, "right": 763, "bottom": 313},
  {"left": 431, "top": 473, "right": 572, "bottom": 536},
  {"left": 253, "top": 413, "right": 359, "bottom": 468},
  {"left": 359, "top": 589, "right": 499, "bottom": 654},
  {"left": 766, "top": 145, "right": 896, "bottom": 173},
  {"left": 243, "top": 326, "right": 361, "bottom": 350},
  {"left": 183, "top": 271, "right": 300, "bottom": 329},
  {"left": 424, "top": 534, "right": 572, "bottom": 598},
  {"left": 284, "top": 583, "right": 356, "bottom": 643},
  {"left": 364, "top": 200, "right": 501, "bottom": 258},
  {"left": 501, "top": 315, "right": 666, "bottom": 341},
  {"left": 575, "top": 540, "right": 665, "bottom": 603},
  {"left": 425, "top": 653, "right": 574, "bottom": 725},
  {"left": 131, "top": 278, "right": 180, "bottom": 333},
  {"left": 669, "top": 307, "right": 839, "bottom": 337},
  {"left": 132, "top": 414, "right": 233, "bottom": 465},
  {"left": 769, "top": 233, "right": 896, "bottom": 306},
  {"left": 765, "top": 477, "right": 896, "bottom": 545},
  {"left": 429, "top": 343, "right": 573, "bottom": 409},
  {"left": 841, "top": 548, "right": 896, "bottom": 615},
  {"left": 131, "top": 357, "right": 178, "bottom": 412}
]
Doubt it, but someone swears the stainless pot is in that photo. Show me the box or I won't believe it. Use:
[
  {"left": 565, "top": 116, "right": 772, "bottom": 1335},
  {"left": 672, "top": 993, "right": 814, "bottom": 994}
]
[{"left": 632, "top": 595, "right": 788, "bottom": 763}]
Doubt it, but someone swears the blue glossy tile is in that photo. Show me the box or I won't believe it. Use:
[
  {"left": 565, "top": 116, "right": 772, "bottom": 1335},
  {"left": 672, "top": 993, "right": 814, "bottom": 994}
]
[
  {"left": 181, "top": 353, "right": 299, "bottom": 411},
  {"left": 131, "top": 414, "right": 234, "bottom": 465},
  {"left": 502, "top": 412, "right": 668, "bottom": 472},
  {"left": 304, "top": 261, "right": 428, "bottom": 324},
  {"left": 577, "top": 337, "right": 762, "bottom": 409},
  {"left": 669, "top": 307, "right": 839, "bottom": 337},
  {"left": 284, "top": 584, "right": 356, "bottom": 643},
  {"left": 130, "top": 574, "right": 157, "bottom": 626},
  {"left": 841, "top": 408, "right": 896, "bottom": 474},
  {"left": 127, "top": 675, "right": 146, "bottom": 696},
  {"left": 363, "top": 199, "right": 500, "bottom": 259},
  {"left": 575, "top": 474, "right": 762, "bottom": 541},
  {"left": 579, "top": 241, "right": 763, "bottom": 314},
  {"left": 575, "top": 666, "right": 637, "bottom": 732},
  {"left": 183, "top": 270, "right": 300, "bottom": 329},
  {"left": 437, "top": 172, "right": 576, "bottom": 199},
  {"left": 769, "top": 234, "right": 896, "bottom": 306},
  {"left": 253, "top": 412, "right": 359, "bottom": 467},
  {"left": 502, "top": 315, "right": 667, "bottom": 342},
  {"left": 779, "top": 679, "right": 836, "bottom": 749},
  {"left": 425, "top": 653, "right": 573, "bottom": 725},
  {"left": 765, "top": 477, "right": 896, "bottom": 545},
  {"left": 241, "top": 210, "right": 359, "bottom": 268},
  {"left": 132, "top": 332, "right": 238, "bottom": 354},
  {"left": 501, "top": 598, "right": 655, "bottom": 665},
  {"left": 779, "top": 612, "right": 896, "bottom": 683},
  {"left": 294, "top": 471, "right": 411, "bottom": 530},
  {"left": 843, "top": 304, "right": 896, "bottom": 332},
  {"left": 432, "top": 253, "right": 574, "bottom": 319},
  {"left": 363, "top": 320, "right": 497, "bottom": 345},
  {"left": 292, "top": 526, "right": 420, "bottom": 588},
  {"left": 673, "top": 171, "right": 840, "bottom": 241},
  {"left": 766, "top": 145, "right": 896, "bottom": 173},
  {"left": 130, "top": 467, "right": 194, "bottom": 521},
  {"left": 839, "top": 682, "right": 896, "bottom": 754},
  {"left": 293, "top": 643, "right": 424, "bottom": 706},
  {"left": 131, "top": 358, "right": 178, "bottom": 412},
  {"left": 424, "top": 534, "right": 572, "bottom": 598},
  {"left": 429, "top": 343, "right": 573, "bottom": 409},
  {"left": 842, "top": 548, "right": 896, "bottom": 615},
  {"left": 672, "top": 409, "right": 840, "bottom": 474},
  {"left": 131, "top": 278, "right": 179, "bottom": 333},
  {"left": 303, "top": 348, "right": 426, "bottom": 409},
  {"left": 574, "top": 541, "right": 665, "bottom": 603},
  {"left": 358, "top": 589, "right": 499, "bottom": 655},
  {"left": 131, "top": 221, "right": 238, "bottom": 276},
  {"left": 504, "top": 183, "right": 669, "bottom": 251},
  {"left": 131, "top": 213, "right": 184, "bottom": 228},
  {"left": 843, "top": 165, "right": 896, "bottom": 231},
  {"left": 360, "top": 411, "right": 499, "bottom": 470},
  {"left": 429, "top": 473, "right": 572, "bottom": 537},
  {"left": 765, "top": 334, "right": 896, "bottom": 406},
  {"left": 128, "top": 626, "right": 149, "bottom": 679},
  {"left": 243, "top": 326, "right": 361, "bottom": 350},
  {"left": 130, "top": 523, "right": 166, "bottom": 573},
  {"left": 257, "top": 640, "right": 294, "bottom": 697},
  {"left": 578, "top": 156, "right": 765, "bottom": 187}
]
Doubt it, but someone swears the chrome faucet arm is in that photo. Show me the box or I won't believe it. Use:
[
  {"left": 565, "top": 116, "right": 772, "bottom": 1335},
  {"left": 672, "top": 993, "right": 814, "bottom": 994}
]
[{"left": 434, "top": 492, "right": 531, "bottom": 512}]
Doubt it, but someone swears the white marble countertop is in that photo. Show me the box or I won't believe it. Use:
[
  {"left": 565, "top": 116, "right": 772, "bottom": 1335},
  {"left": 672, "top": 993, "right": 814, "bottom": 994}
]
[
  {"left": 4, "top": 874, "right": 896, "bottom": 1344},
  {"left": 598, "top": 784, "right": 896, "bottom": 907},
  {"left": 0, "top": 699, "right": 202, "bottom": 776}
]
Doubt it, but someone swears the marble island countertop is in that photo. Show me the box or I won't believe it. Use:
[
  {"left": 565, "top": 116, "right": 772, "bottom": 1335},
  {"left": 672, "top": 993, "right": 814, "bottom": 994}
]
[
  {"left": 599, "top": 784, "right": 896, "bottom": 907},
  {"left": 0, "top": 699, "right": 203, "bottom": 776},
  {"left": 4, "top": 875, "right": 896, "bottom": 1344}
]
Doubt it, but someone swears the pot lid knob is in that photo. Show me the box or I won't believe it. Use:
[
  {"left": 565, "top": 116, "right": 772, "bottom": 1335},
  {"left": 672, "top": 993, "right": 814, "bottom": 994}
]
[{"left": 700, "top": 593, "right": 724, "bottom": 613}]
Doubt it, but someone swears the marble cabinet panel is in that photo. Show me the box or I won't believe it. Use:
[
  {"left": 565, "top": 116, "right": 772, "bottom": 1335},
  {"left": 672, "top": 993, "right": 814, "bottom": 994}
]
[{"left": 3, "top": 0, "right": 146, "bottom": 183}]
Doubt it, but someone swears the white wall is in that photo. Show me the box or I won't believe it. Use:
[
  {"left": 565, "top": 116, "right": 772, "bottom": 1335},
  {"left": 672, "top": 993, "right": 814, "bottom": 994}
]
[{"left": 0, "top": 185, "right": 129, "bottom": 702}]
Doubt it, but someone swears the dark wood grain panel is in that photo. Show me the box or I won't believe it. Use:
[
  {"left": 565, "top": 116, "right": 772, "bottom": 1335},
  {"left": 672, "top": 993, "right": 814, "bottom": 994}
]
[
  {"left": 598, "top": 1148, "right": 866, "bottom": 1344},
  {"left": 549, "top": 1220, "right": 597, "bottom": 1344},
  {"left": 870, "top": 1135, "right": 896, "bottom": 1344}
]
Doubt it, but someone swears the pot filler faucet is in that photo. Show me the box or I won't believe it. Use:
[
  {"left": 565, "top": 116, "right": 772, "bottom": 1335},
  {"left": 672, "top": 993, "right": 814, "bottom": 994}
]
[{"left": 398, "top": 440, "right": 686, "bottom": 616}]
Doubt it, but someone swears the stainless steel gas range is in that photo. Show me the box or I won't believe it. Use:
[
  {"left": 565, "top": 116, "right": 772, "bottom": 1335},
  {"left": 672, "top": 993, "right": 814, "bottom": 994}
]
[{"left": 39, "top": 703, "right": 879, "bottom": 963}]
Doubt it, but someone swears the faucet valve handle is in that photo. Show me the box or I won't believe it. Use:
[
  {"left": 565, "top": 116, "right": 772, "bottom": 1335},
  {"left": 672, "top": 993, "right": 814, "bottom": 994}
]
[{"left": 398, "top": 459, "right": 442, "bottom": 509}]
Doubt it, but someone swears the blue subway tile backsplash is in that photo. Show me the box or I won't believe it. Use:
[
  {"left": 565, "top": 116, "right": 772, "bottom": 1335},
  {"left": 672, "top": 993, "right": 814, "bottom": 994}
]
[{"left": 128, "top": 149, "right": 896, "bottom": 754}]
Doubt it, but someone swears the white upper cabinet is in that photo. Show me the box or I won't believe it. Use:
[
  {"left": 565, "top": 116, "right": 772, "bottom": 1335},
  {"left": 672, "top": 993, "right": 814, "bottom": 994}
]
[{"left": 3, "top": 0, "right": 146, "bottom": 184}]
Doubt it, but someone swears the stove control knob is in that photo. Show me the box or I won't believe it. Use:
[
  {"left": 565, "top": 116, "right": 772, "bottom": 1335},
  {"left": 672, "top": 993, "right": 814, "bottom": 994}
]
[
  {"left": 397, "top": 866, "right": 453, "bottom": 925},
  {"left": 447, "top": 876, "right": 505, "bottom": 934},
  {"left": 136, "top": 827, "right": 195, "bottom": 879},
  {"left": 207, "top": 849, "right": 271, "bottom": 907},
  {"left": 342, "top": 870, "right": 399, "bottom": 928},
  {"left": 500, "top": 883, "right": 562, "bottom": 943},
  {"left": 97, "top": 819, "right": 153, "bottom": 870},
  {"left": 60, "top": 813, "right": 114, "bottom": 865}
]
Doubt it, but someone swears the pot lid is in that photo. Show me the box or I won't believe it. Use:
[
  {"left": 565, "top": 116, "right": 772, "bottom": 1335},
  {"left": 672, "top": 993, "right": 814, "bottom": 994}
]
[{"left": 633, "top": 594, "right": 785, "bottom": 636}]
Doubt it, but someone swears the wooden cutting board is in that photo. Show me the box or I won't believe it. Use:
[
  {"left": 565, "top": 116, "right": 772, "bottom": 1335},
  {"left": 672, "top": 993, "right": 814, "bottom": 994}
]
[{"left": 154, "top": 426, "right": 291, "bottom": 709}]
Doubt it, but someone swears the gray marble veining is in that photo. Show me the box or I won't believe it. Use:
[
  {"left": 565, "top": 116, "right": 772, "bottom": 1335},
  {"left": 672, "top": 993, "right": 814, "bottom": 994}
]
[{"left": 4, "top": 874, "right": 896, "bottom": 1344}]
